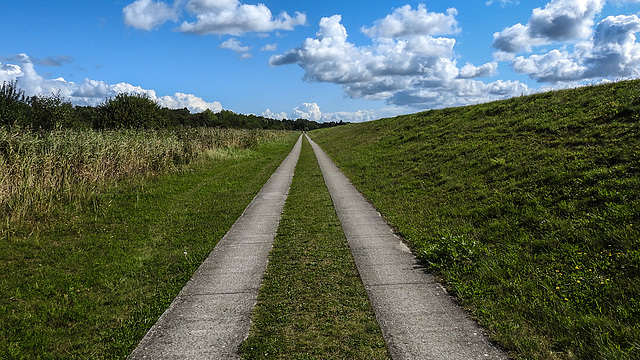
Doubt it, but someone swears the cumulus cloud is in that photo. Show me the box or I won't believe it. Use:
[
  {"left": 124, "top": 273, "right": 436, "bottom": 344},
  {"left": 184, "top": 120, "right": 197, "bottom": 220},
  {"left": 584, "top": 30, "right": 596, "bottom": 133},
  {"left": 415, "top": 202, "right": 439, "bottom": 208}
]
[
  {"left": 124, "top": 0, "right": 306, "bottom": 35},
  {"left": 585, "top": 14, "right": 640, "bottom": 77},
  {"left": 271, "top": 5, "right": 528, "bottom": 109},
  {"left": 361, "top": 4, "right": 460, "bottom": 39},
  {"left": 157, "top": 92, "right": 223, "bottom": 112},
  {"left": 510, "top": 13, "right": 640, "bottom": 82},
  {"left": 492, "top": 0, "right": 605, "bottom": 53},
  {"left": 458, "top": 62, "right": 499, "bottom": 78},
  {"left": 491, "top": 0, "right": 640, "bottom": 83},
  {"left": 177, "top": 1, "right": 306, "bottom": 35},
  {"left": 0, "top": 62, "right": 23, "bottom": 84},
  {"left": 512, "top": 49, "right": 587, "bottom": 82},
  {"left": 293, "top": 102, "right": 323, "bottom": 121},
  {"left": 262, "top": 109, "right": 288, "bottom": 119},
  {"left": 0, "top": 54, "right": 222, "bottom": 113},
  {"left": 123, "top": 0, "right": 179, "bottom": 30}
]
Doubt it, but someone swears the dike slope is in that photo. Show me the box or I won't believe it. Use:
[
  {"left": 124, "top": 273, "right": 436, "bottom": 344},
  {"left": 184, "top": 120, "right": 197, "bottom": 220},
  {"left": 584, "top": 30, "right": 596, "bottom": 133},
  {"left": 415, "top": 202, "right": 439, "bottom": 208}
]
[{"left": 308, "top": 80, "right": 640, "bottom": 359}]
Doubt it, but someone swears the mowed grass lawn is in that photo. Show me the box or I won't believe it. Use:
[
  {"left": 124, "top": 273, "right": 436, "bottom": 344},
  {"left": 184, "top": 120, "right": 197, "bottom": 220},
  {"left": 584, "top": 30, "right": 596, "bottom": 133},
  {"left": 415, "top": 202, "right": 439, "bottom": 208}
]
[
  {"left": 0, "top": 132, "right": 299, "bottom": 359},
  {"left": 310, "top": 80, "right": 640, "bottom": 359}
]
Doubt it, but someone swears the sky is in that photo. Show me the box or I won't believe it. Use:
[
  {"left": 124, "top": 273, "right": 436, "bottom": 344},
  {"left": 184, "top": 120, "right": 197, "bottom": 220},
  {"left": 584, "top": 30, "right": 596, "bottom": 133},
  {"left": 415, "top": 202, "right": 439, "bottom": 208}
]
[{"left": 2, "top": 0, "right": 640, "bottom": 122}]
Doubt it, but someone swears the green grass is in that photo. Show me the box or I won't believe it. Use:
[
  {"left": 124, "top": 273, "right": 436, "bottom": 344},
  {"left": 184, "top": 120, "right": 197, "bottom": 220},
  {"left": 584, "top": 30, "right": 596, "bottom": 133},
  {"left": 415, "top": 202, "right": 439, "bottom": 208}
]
[
  {"left": 0, "top": 132, "right": 299, "bottom": 359},
  {"left": 309, "top": 80, "right": 640, "bottom": 360},
  {"left": 239, "top": 137, "right": 390, "bottom": 360}
]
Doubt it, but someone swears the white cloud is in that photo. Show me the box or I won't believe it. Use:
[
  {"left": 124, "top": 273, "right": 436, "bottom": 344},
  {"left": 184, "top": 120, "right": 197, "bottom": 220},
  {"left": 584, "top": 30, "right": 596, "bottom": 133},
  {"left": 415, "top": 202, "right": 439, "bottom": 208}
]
[
  {"left": 1, "top": 54, "right": 222, "bottom": 113},
  {"left": 185, "top": 0, "right": 239, "bottom": 13},
  {"left": 293, "top": 102, "right": 323, "bottom": 121},
  {"left": 389, "top": 79, "right": 529, "bottom": 108},
  {"left": 486, "top": 0, "right": 519, "bottom": 5},
  {"left": 123, "top": 0, "right": 178, "bottom": 30},
  {"left": 512, "top": 49, "right": 587, "bottom": 82},
  {"left": 493, "top": 23, "right": 544, "bottom": 53},
  {"left": 176, "top": 0, "right": 306, "bottom": 35},
  {"left": 529, "top": 0, "right": 605, "bottom": 40},
  {"left": 219, "top": 38, "right": 251, "bottom": 53},
  {"left": 492, "top": 0, "right": 606, "bottom": 53},
  {"left": 510, "top": 14, "right": 640, "bottom": 82},
  {"left": 264, "top": 103, "right": 412, "bottom": 123},
  {"left": 262, "top": 109, "right": 288, "bottom": 119},
  {"left": 157, "top": 92, "right": 223, "bottom": 112},
  {"left": 0, "top": 62, "right": 24, "bottom": 84},
  {"left": 270, "top": 15, "right": 370, "bottom": 85},
  {"left": 271, "top": 7, "right": 528, "bottom": 109},
  {"left": 490, "top": 0, "right": 640, "bottom": 83},
  {"left": 458, "top": 62, "right": 499, "bottom": 78},
  {"left": 123, "top": 0, "right": 305, "bottom": 36},
  {"left": 261, "top": 43, "right": 277, "bottom": 52},
  {"left": 316, "top": 107, "right": 411, "bottom": 123},
  {"left": 361, "top": 4, "right": 460, "bottom": 39},
  {"left": 586, "top": 14, "right": 640, "bottom": 77},
  {"left": 219, "top": 38, "right": 254, "bottom": 59}
]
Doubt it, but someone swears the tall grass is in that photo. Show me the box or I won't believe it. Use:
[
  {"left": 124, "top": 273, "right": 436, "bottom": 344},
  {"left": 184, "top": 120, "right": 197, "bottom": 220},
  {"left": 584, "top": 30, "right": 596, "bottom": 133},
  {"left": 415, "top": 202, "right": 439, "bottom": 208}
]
[{"left": 0, "top": 127, "right": 283, "bottom": 225}]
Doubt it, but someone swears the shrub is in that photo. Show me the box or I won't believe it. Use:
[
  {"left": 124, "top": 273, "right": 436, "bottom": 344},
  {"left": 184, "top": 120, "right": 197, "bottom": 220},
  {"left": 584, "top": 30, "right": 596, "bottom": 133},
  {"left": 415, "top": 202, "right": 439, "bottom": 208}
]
[
  {"left": 26, "top": 92, "right": 79, "bottom": 130},
  {"left": 97, "top": 93, "right": 165, "bottom": 129}
]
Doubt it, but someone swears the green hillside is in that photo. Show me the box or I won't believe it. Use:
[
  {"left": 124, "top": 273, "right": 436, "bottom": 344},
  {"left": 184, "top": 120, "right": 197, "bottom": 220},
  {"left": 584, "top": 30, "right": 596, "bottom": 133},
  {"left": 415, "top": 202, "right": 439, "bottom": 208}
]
[{"left": 310, "top": 80, "right": 640, "bottom": 359}]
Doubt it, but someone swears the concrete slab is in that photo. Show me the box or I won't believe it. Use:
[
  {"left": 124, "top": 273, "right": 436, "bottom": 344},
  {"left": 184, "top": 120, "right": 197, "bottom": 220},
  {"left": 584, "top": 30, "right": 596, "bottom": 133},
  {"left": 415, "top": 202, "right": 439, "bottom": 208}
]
[
  {"left": 128, "top": 135, "right": 302, "bottom": 360},
  {"left": 307, "top": 135, "right": 508, "bottom": 360}
]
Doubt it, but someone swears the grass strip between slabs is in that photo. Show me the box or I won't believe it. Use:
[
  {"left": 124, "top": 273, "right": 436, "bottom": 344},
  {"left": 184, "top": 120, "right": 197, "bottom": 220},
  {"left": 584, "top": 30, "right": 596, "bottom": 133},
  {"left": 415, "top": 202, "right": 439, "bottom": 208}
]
[
  {"left": 0, "top": 133, "right": 298, "bottom": 359},
  {"left": 239, "top": 137, "right": 391, "bottom": 359}
]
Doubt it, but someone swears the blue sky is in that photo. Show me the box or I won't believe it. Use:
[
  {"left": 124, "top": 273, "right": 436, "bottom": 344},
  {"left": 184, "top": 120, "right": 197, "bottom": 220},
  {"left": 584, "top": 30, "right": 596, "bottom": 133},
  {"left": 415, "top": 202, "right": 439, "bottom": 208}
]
[{"left": 2, "top": 0, "right": 640, "bottom": 122}]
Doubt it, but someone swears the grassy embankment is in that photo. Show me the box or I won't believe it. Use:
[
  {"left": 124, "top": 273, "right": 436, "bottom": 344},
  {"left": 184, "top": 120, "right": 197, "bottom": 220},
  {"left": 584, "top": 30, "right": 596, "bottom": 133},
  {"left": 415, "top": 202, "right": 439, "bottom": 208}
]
[
  {"left": 239, "top": 137, "right": 390, "bottom": 359},
  {"left": 310, "top": 80, "right": 640, "bottom": 360},
  {"left": 0, "top": 128, "right": 298, "bottom": 359}
]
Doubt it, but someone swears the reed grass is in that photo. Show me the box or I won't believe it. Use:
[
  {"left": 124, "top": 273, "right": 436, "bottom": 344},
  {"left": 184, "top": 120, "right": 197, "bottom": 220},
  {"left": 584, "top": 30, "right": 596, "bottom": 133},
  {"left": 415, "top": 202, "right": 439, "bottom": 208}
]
[{"left": 0, "top": 127, "right": 283, "bottom": 226}]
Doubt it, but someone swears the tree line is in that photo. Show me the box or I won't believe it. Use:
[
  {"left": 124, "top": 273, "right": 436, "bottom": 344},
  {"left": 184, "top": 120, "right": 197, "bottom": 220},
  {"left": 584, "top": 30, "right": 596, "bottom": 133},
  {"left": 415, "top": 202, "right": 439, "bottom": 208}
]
[{"left": 0, "top": 81, "right": 346, "bottom": 131}]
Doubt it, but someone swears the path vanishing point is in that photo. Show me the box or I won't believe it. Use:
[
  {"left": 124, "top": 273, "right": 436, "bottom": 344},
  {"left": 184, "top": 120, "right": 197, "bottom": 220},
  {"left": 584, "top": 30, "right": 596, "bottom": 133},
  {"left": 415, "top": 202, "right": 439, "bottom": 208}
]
[{"left": 128, "top": 134, "right": 508, "bottom": 360}]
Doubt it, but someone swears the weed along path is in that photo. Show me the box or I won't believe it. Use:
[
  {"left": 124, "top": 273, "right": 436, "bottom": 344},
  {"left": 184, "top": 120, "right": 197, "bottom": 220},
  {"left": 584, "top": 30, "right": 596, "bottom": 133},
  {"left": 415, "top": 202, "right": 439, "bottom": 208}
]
[
  {"left": 307, "top": 134, "right": 508, "bottom": 360},
  {"left": 128, "top": 135, "right": 303, "bottom": 359}
]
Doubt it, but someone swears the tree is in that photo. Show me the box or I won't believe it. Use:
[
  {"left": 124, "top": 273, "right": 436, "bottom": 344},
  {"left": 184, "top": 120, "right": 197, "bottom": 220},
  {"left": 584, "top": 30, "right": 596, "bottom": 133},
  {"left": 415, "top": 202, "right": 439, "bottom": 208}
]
[{"left": 0, "top": 81, "right": 29, "bottom": 127}]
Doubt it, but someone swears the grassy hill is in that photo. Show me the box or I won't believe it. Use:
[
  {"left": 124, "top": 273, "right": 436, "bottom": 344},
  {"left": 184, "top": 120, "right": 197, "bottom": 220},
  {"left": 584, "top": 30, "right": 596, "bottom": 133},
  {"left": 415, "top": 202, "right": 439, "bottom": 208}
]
[{"left": 310, "top": 80, "right": 640, "bottom": 359}]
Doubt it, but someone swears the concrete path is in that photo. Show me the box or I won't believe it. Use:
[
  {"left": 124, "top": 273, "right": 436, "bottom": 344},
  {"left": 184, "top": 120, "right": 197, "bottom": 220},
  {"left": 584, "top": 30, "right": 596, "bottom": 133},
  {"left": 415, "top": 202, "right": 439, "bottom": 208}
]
[
  {"left": 128, "top": 135, "right": 302, "bottom": 360},
  {"left": 307, "top": 135, "right": 508, "bottom": 360}
]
